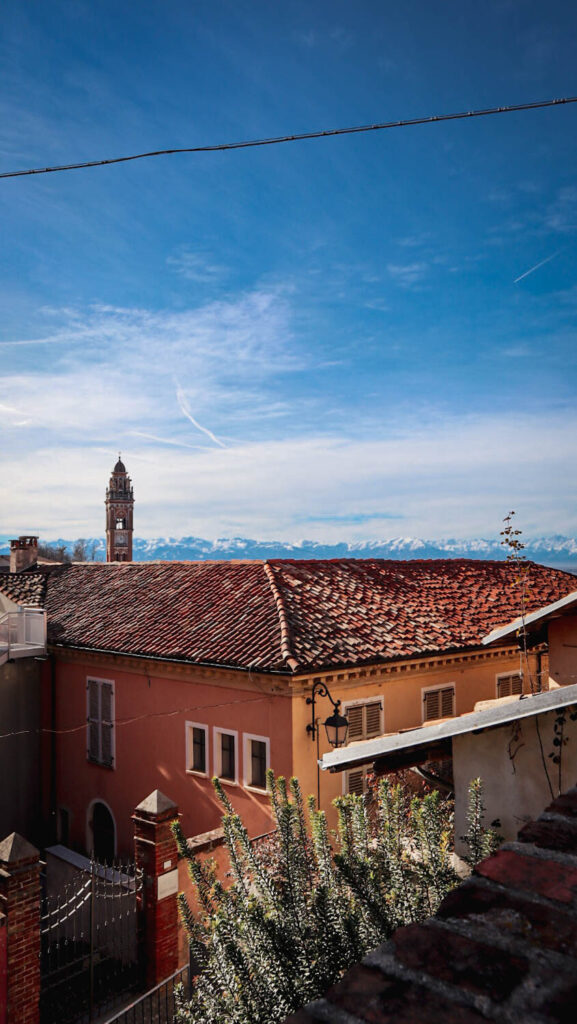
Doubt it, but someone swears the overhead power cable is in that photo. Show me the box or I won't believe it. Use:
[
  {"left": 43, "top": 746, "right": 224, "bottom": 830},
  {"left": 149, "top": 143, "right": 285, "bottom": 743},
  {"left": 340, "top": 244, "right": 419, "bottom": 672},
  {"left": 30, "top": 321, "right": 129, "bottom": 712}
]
[{"left": 1, "top": 95, "right": 576, "bottom": 180}]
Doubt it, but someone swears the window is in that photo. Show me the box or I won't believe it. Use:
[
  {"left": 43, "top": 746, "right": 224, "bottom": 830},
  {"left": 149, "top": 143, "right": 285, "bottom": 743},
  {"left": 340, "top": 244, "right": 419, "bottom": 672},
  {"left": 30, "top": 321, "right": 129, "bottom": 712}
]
[
  {"left": 343, "top": 698, "right": 383, "bottom": 795},
  {"left": 214, "top": 728, "right": 238, "bottom": 783},
  {"left": 87, "top": 678, "right": 115, "bottom": 767},
  {"left": 422, "top": 685, "right": 455, "bottom": 723},
  {"left": 344, "top": 699, "right": 383, "bottom": 743},
  {"left": 186, "top": 722, "right": 208, "bottom": 775},
  {"left": 244, "top": 734, "right": 270, "bottom": 791},
  {"left": 346, "top": 765, "right": 371, "bottom": 797},
  {"left": 497, "top": 673, "right": 523, "bottom": 698}
]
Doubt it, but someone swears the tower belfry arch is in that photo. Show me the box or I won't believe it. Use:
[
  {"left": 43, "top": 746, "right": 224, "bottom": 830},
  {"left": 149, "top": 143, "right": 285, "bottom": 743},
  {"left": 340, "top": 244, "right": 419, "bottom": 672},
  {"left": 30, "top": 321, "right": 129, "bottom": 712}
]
[{"left": 105, "top": 454, "right": 134, "bottom": 562}]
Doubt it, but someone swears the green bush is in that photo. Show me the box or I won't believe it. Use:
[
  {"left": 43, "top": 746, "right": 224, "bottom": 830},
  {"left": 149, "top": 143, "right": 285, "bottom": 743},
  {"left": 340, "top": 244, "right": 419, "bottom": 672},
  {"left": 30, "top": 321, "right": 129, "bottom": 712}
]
[{"left": 173, "top": 772, "right": 496, "bottom": 1024}]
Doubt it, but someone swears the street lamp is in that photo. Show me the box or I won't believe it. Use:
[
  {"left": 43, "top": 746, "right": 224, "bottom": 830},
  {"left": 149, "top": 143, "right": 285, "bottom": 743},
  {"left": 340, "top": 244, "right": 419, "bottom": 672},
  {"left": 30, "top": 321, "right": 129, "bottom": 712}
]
[{"left": 306, "top": 681, "right": 349, "bottom": 748}]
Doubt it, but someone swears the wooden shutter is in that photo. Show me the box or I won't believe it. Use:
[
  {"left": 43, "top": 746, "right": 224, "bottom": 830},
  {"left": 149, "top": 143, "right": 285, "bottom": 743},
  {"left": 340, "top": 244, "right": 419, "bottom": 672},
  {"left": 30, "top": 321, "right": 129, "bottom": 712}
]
[
  {"left": 440, "top": 687, "right": 454, "bottom": 717},
  {"left": 100, "top": 682, "right": 114, "bottom": 766},
  {"left": 498, "top": 674, "right": 522, "bottom": 698},
  {"left": 346, "top": 768, "right": 366, "bottom": 796},
  {"left": 347, "top": 705, "right": 364, "bottom": 741},
  {"left": 424, "top": 687, "right": 454, "bottom": 721},
  {"left": 87, "top": 679, "right": 100, "bottom": 761},
  {"left": 424, "top": 689, "right": 440, "bottom": 721},
  {"left": 365, "top": 702, "right": 382, "bottom": 738}
]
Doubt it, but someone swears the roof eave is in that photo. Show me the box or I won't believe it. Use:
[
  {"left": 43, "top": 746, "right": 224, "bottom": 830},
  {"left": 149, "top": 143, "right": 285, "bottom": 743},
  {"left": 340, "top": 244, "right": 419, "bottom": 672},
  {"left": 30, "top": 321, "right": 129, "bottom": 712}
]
[{"left": 482, "top": 589, "right": 577, "bottom": 646}]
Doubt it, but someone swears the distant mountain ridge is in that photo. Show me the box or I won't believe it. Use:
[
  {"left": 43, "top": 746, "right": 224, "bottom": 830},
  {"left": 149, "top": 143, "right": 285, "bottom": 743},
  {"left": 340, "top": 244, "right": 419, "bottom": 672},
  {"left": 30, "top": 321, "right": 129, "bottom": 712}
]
[{"left": 2, "top": 534, "right": 576, "bottom": 571}]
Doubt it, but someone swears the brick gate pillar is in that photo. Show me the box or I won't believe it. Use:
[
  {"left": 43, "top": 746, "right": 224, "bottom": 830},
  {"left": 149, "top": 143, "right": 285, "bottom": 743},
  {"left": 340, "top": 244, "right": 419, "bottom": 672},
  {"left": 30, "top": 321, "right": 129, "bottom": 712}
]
[
  {"left": 133, "top": 791, "right": 180, "bottom": 988},
  {"left": 0, "top": 834, "right": 40, "bottom": 1024}
]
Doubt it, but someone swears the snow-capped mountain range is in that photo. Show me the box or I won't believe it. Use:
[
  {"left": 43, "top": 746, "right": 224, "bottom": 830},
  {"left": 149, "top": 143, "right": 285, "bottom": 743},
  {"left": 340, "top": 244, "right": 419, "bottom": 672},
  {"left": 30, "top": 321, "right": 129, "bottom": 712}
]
[{"left": 3, "top": 535, "right": 576, "bottom": 571}]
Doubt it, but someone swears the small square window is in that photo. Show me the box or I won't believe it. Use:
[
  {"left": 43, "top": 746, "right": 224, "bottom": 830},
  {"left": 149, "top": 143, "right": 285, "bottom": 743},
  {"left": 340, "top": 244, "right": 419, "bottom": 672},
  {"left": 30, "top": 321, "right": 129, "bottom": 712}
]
[
  {"left": 186, "top": 723, "right": 208, "bottom": 775},
  {"left": 244, "top": 735, "right": 270, "bottom": 791},
  {"left": 422, "top": 686, "right": 455, "bottom": 722},
  {"left": 344, "top": 699, "right": 383, "bottom": 744},
  {"left": 345, "top": 765, "right": 371, "bottom": 796},
  {"left": 497, "top": 673, "right": 523, "bottom": 698},
  {"left": 214, "top": 729, "right": 238, "bottom": 784},
  {"left": 221, "top": 733, "right": 235, "bottom": 780}
]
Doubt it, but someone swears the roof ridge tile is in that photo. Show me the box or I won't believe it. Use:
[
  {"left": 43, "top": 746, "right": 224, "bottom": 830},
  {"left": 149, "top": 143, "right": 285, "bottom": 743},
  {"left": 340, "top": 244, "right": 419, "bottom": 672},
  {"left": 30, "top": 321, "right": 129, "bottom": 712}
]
[{"left": 263, "top": 561, "right": 300, "bottom": 672}]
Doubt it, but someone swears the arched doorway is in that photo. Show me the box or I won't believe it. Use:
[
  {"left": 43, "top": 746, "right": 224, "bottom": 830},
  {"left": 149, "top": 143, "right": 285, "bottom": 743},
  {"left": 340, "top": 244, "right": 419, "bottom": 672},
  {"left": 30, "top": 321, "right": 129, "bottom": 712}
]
[{"left": 88, "top": 800, "right": 116, "bottom": 862}]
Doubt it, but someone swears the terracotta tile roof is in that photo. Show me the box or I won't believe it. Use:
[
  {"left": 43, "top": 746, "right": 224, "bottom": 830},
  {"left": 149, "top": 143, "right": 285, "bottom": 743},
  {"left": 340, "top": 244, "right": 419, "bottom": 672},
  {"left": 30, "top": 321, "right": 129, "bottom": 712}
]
[
  {"left": 37, "top": 558, "right": 577, "bottom": 673},
  {"left": 0, "top": 571, "right": 48, "bottom": 609},
  {"left": 265, "top": 558, "right": 577, "bottom": 671},
  {"left": 44, "top": 561, "right": 283, "bottom": 670}
]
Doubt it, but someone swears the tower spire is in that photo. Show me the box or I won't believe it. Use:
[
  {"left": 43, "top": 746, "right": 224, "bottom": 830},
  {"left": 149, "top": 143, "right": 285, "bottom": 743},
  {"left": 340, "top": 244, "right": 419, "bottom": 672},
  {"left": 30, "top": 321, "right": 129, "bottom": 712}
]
[{"left": 105, "top": 456, "right": 134, "bottom": 562}]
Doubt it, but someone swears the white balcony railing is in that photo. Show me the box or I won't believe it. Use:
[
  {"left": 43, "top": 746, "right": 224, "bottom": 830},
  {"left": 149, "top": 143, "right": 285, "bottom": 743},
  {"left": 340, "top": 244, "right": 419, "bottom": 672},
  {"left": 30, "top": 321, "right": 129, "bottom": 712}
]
[{"left": 0, "top": 609, "right": 46, "bottom": 664}]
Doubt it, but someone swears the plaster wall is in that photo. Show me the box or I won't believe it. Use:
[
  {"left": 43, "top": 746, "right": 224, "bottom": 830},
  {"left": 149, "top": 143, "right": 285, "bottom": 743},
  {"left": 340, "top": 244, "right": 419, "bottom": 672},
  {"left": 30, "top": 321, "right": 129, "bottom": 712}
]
[
  {"left": 453, "top": 707, "right": 577, "bottom": 857},
  {"left": 49, "top": 654, "right": 293, "bottom": 856},
  {"left": 47, "top": 646, "right": 533, "bottom": 855},
  {"left": 548, "top": 614, "right": 577, "bottom": 688},
  {"left": 0, "top": 658, "right": 42, "bottom": 843},
  {"left": 293, "top": 648, "right": 534, "bottom": 821}
]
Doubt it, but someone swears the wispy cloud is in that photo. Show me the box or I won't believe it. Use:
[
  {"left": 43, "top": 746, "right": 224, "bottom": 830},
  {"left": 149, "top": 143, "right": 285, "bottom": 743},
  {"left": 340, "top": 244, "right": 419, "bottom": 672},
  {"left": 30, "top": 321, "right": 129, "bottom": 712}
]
[
  {"left": 4, "top": 410, "right": 577, "bottom": 541},
  {"left": 167, "top": 248, "right": 228, "bottom": 283},
  {"left": 0, "top": 287, "right": 300, "bottom": 442},
  {"left": 387, "top": 262, "right": 428, "bottom": 288}
]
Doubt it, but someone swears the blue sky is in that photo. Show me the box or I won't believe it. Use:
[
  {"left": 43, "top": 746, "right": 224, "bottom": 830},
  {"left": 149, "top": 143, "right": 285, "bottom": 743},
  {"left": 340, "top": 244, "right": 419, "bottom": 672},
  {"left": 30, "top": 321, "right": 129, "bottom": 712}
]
[{"left": 2, "top": 0, "right": 577, "bottom": 542}]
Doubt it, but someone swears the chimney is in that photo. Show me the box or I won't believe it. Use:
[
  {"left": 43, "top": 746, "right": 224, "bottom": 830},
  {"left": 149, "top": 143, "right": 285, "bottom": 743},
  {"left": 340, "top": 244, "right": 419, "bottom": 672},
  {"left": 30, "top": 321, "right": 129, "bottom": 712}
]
[{"left": 9, "top": 536, "right": 39, "bottom": 573}]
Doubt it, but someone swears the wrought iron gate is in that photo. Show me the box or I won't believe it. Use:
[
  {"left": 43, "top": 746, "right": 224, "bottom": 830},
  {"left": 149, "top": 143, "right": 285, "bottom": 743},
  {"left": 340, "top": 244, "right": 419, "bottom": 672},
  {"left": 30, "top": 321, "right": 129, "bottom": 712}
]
[{"left": 40, "top": 857, "right": 144, "bottom": 1024}]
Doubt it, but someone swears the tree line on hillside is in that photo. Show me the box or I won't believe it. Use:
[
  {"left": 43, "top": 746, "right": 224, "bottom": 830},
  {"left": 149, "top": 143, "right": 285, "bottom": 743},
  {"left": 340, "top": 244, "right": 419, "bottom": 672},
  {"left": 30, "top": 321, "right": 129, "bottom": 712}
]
[{"left": 38, "top": 539, "right": 100, "bottom": 563}]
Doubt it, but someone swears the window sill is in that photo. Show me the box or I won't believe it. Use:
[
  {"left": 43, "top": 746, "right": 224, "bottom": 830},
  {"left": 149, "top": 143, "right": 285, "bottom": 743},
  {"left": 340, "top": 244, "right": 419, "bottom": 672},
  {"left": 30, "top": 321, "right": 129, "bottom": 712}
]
[
  {"left": 86, "top": 758, "right": 114, "bottom": 770},
  {"left": 244, "top": 784, "right": 268, "bottom": 795},
  {"left": 217, "top": 776, "right": 238, "bottom": 787},
  {"left": 186, "top": 769, "right": 209, "bottom": 778}
]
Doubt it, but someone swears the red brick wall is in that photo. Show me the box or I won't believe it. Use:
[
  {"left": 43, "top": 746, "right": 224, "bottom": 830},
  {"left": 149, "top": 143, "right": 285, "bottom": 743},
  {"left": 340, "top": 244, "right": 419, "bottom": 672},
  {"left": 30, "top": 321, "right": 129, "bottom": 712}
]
[{"left": 0, "top": 844, "right": 40, "bottom": 1024}]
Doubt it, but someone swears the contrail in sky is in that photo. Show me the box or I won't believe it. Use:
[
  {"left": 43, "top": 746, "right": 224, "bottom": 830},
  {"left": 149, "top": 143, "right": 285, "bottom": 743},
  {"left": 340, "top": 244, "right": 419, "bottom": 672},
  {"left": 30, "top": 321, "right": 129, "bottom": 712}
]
[
  {"left": 514, "top": 249, "right": 562, "bottom": 284},
  {"left": 176, "top": 386, "right": 228, "bottom": 448},
  {"left": 130, "top": 430, "right": 208, "bottom": 451}
]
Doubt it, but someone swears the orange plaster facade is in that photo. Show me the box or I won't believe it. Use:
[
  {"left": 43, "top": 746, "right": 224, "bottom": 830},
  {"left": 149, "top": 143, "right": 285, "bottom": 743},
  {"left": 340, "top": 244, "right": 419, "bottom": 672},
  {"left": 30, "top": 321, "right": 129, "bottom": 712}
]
[
  {"left": 290, "top": 645, "right": 541, "bottom": 814},
  {"left": 46, "top": 641, "right": 533, "bottom": 856},
  {"left": 547, "top": 613, "right": 577, "bottom": 689}
]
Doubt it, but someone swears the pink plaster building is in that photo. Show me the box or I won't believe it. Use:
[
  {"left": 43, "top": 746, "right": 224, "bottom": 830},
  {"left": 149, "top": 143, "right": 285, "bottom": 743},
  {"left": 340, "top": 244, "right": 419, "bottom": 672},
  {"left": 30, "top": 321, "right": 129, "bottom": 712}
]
[{"left": 2, "top": 554, "right": 576, "bottom": 860}]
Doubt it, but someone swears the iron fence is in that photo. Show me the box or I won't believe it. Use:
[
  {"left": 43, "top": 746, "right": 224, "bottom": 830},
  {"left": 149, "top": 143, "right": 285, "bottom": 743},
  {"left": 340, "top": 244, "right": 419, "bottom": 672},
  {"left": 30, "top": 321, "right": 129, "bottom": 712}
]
[
  {"left": 101, "top": 964, "right": 191, "bottom": 1024},
  {"left": 40, "top": 856, "right": 144, "bottom": 1024}
]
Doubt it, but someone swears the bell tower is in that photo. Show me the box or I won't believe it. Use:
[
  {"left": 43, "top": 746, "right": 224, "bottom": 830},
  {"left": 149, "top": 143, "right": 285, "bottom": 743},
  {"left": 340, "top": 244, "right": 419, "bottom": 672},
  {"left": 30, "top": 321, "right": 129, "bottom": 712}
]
[{"left": 105, "top": 455, "right": 134, "bottom": 562}]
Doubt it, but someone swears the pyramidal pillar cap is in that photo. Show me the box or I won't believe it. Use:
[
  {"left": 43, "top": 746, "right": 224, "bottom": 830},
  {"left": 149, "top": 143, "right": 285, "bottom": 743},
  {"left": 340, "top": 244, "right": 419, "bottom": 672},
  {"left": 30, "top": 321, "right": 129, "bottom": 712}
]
[
  {"left": 135, "top": 790, "right": 178, "bottom": 819},
  {"left": 0, "top": 832, "right": 39, "bottom": 866}
]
